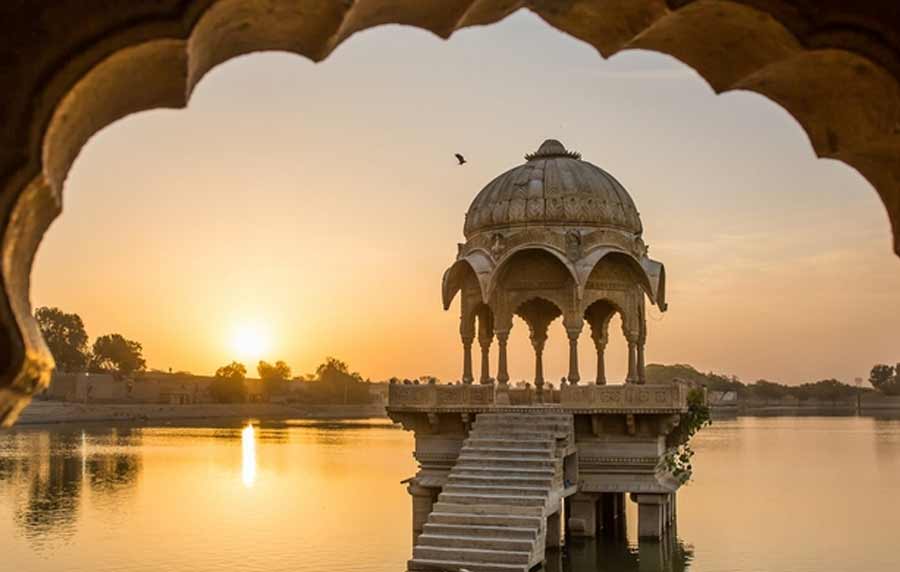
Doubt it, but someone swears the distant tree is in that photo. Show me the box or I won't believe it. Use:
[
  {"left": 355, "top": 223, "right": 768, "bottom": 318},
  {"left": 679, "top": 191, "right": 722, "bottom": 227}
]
[
  {"left": 210, "top": 361, "right": 247, "bottom": 403},
  {"left": 34, "top": 306, "right": 90, "bottom": 372},
  {"left": 258, "top": 360, "right": 291, "bottom": 380},
  {"left": 870, "top": 364, "right": 900, "bottom": 396},
  {"left": 90, "top": 334, "right": 146, "bottom": 377},
  {"left": 419, "top": 375, "right": 439, "bottom": 385},
  {"left": 749, "top": 379, "right": 789, "bottom": 401},
  {"left": 295, "top": 357, "right": 370, "bottom": 404},
  {"left": 791, "top": 378, "right": 856, "bottom": 402},
  {"left": 316, "top": 356, "right": 354, "bottom": 378},
  {"left": 258, "top": 360, "right": 292, "bottom": 396},
  {"left": 645, "top": 364, "right": 745, "bottom": 394}
]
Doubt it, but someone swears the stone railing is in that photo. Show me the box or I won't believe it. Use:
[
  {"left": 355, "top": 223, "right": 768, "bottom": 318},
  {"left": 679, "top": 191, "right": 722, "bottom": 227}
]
[
  {"left": 388, "top": 383, "right": 495, "bottom": 409},
  {"left": 559, "top": 383, "right": 690, "bottom": 412}
]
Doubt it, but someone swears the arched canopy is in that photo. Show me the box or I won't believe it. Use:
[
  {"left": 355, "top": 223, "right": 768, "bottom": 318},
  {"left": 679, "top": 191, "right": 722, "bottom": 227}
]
[
  {"left": 442, "top": 250, "right": 493, "bottom": 310},
  {"left": 576, "top": 247, "right": 663, "bottom": 308},
  {"left": 487, "top": 244, "right": 579, "bottom": 301},
  {"left": 641, "top": 257, "right": 667, "bottom": 311}
]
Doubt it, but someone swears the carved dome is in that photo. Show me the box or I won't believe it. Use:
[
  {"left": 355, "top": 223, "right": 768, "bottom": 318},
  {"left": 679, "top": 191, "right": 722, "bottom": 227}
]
[{"left": 464, "top": 140, "right": 643, "bottom": 238}]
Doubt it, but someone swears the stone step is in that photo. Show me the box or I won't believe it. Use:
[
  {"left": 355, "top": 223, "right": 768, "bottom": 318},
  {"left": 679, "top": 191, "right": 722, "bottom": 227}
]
[
  {"left": 418, "top": 533, "right": 534, "bottom": 552},
  {"left": 452, "top": 465, "right": 554, "bottom": 477},
  {"left": 465, "top": 438, "right": 553, "bottom": 449},
  {"left": 408, "top": 557, "right": 526, "bottom": 572},
  {"left": 468, "top": 429, "right": 564, "bottom": 440},
  {"left": 460, "top": 447, "right": 553, "bottom": 459},
  {"left": 413, "top": 545, "right": 530, "bottom": 565},
  {"left": 438, "top": 492, "right": 546, "bottom": 507},
  {"left": 423, "top": 523, "right": 538, "bottom": 540},
  {"left": 456, "top": 456, "right": 556, "bottom": 469},
  {"left": 443, "top": 483, "right": 550, "bottom": 497},
  {"left": 428, "top": 511, "right": 542, "bottom": 528},
  {"left": 448, "top": 474, "right": 553, "bottom": 488},
  {"left": 432, "top": 502, "right": 544, "bottom": 517}
]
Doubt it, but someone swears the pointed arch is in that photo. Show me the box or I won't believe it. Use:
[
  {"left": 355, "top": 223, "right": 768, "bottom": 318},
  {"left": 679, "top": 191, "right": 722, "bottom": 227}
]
[
  {"left": 487, "top": 244, "right": 578, "bottom": 301},
  {"left": 441, "top": 249, "right": 493, "bottom": 310},
  {"left": 577, "top": 247, "right": 664, "bottom": 308}
]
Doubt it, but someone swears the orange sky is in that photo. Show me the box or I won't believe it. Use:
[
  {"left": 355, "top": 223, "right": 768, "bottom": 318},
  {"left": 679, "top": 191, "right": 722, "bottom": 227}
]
[{"left": 31, "top": 12, "right": 900, "bottom": 385}]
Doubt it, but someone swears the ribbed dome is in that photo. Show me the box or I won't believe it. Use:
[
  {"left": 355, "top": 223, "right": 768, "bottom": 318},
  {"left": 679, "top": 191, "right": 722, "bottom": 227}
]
[{"left": 464, "top": 140, "right": 642, "bottom": 238}]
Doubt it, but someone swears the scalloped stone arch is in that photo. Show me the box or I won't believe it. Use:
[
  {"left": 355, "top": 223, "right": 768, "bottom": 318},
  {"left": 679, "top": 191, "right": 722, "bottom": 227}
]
[
  {"left": 487, "top": 244, "right": 580, "bottom": 302},
  {"left": 3, "top": 0, "right": 900, "bottom": 424}
]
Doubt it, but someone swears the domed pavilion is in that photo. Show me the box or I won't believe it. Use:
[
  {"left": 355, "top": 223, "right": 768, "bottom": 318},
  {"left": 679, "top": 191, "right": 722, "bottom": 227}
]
[{"left": 442, "top": 139, "right": 667, "bottom": 397}]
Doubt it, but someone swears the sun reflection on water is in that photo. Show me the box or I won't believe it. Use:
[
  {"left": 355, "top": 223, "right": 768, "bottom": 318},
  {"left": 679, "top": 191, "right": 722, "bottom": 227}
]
[{"left": 241, "top": 424, "right": 256, "bottom": 488}]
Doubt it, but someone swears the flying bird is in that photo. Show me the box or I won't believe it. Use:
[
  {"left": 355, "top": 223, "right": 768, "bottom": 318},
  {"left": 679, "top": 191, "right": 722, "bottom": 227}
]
[{"left": 455, "top": 153, "right": 467, "bottom": 165}]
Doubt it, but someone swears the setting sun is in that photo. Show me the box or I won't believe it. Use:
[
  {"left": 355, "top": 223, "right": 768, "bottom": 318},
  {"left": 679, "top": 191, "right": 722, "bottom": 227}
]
[{"left": 231, "top": 323, "right": 270, "bottom": 361}]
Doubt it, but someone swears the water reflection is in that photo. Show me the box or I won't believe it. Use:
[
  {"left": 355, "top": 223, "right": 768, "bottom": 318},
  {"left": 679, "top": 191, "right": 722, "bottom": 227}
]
[
  {"left": 241, "top": 424, "right": 256, "bottom": 487},
  {"left": 0, "top": 427, "right": 142, "bottom": 545},
  {"left": 1, "top": 418, "right": 899, "bottom": 572},
  {"left": 555, "top": 535, "right": 693, "bottom": 572}
]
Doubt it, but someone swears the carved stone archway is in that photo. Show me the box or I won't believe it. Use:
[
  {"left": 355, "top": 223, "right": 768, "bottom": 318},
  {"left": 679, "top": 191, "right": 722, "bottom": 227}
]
[{"left": 3, "top": 0, "right": 900, "bottom": 424}]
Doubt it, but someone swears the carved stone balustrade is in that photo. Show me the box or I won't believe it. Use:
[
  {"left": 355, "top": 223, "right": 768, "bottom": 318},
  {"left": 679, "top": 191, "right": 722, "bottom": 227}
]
[
  {"left": 560, "top": 383, "right": 690, "bottom": 414},
  {"left": 388, "top": 383, "right": 495, "bottom": 411}
]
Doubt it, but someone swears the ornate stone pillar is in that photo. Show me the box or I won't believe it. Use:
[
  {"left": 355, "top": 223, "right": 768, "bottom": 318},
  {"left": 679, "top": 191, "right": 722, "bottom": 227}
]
[
  {"left": 626, "top": 334, "right": 639, "bottom": 384},
  {"left": 566, "top": 326, "right": 581, "bottom": 384},
  {"left": 495, "top": 329, "right": 510, "bottom": 386},
  {"left": 637, "top": 340, "right": 646, "bottom": 385},
  {"left": 495, "top": 329, "right": 511, "bottom": 405},
  {"left": 637, "top": 319, "right": 647, "bottom": 384},
  {"left": 594, "top": 336, "right": 608, "bottom": 385},
  {"left": 531, "top": 332, "right": 547, "bottom": 397},
  {"left": 461, "top": 335, "right": 474, "bottom": 384},
  {"left": 478, "top": 333, "right": 494, "bottom": 384}
]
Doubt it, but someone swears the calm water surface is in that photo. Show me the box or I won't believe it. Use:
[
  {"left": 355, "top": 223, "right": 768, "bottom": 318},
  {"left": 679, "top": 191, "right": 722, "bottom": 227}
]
[{"left": 1, "top": 416, "right": 898, "bottom": 572}]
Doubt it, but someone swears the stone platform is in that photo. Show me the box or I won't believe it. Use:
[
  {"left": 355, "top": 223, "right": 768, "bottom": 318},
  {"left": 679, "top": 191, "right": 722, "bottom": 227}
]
[{"left": 389, "top": 382, "right": 699, "bottom": 570}]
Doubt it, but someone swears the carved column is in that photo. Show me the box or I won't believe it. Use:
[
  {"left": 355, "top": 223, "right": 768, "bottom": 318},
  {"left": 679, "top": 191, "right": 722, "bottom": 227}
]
[
  {"left": 586, "top": 304, "right": 612, "bottom": 385},
  {"left": 478, "top": 337, "right": 492, "bottom": 384},
  {"left": 637, "top": 319, "right": 647, "bottom": 384},
  {"left": 637, "top": 340, "right": 646, "bottom": 384},
  {"left": 518, "top": 300, "right": 557, "bottom": 402},
  {"left": 594, "top": 337, "right": 608, "bottom": 385},
  {"left": 566, "top": 326, "right": 581, "bottom": 384},
  {"left": 625, "top": 334, "right": 639, "bottom": 384},
  {"left": 495, "top": 329, "right": 510, "bottom": 386},
  {"left": 532, "top": 333, "right": 546, "bottom": 394},
  {"left": 478, "top": 315, "right": 493, "bottom": 384},
  {"left": 461, "top": 335, "right": 474, "bottom": 384}
]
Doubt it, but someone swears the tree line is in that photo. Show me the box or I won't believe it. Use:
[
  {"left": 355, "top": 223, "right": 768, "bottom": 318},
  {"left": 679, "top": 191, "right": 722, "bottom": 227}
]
[
  {"left": 35, "top": 306, "right": 146, "bottom": 377},
  {"left": 210, "top": 356, "right": 375, "bottom": 405},
  {"left": 647, "top": 362, "right": 900, "bottom": 401},
  {"left": 35, "top": 306, "right": 379, "bottom": 405}
]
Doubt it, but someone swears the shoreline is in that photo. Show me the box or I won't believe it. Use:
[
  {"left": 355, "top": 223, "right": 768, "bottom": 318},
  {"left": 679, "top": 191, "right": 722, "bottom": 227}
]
[{"left": 13, "top": 401, "right": 388, "bottom": 426}]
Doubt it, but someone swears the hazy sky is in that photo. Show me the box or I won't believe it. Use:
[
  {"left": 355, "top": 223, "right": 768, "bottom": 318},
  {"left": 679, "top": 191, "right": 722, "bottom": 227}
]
[{"left": 32, "top": 11, "right": 900, "bottom": 385}]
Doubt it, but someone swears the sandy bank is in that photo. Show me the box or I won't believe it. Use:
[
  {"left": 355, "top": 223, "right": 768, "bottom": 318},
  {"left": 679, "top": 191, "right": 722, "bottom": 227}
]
[{"left": 16, "top": 401, "right": 387, "bottom": 425}]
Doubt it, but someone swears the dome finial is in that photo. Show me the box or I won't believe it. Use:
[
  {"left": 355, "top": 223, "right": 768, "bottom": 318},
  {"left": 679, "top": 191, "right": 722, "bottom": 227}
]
[{"left": 525, "top": 139, "right": 581, "bottom": 161}]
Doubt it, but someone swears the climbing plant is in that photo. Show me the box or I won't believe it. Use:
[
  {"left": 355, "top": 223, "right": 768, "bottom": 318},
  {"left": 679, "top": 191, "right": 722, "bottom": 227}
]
[{"left": 664, "top": 388, "right": 712, "bottom": 484}]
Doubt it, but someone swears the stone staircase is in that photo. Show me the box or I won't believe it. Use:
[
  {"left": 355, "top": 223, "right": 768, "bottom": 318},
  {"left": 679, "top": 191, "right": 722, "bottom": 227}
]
[{"left": 409, "top": 412, "right": 574, "bottom": 572}]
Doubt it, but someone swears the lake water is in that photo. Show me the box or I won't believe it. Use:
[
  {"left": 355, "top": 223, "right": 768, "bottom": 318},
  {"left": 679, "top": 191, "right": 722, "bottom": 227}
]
[{"left": 1, "top": 416, "right": 898, "bottom": 572}]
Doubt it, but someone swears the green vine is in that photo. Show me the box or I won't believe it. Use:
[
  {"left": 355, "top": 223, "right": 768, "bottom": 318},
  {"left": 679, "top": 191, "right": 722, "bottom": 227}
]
[{"left": 664, "top": 388, "right": 712, "bottom": 484}]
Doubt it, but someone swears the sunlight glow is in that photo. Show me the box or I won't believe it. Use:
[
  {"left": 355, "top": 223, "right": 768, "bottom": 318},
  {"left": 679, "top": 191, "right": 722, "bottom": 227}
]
[
  {"left": 241, "top": 423, "right": 257, "bottom": 488},
  {"left": 231, "top": 323, "right": 270, "bottom": 361}
]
